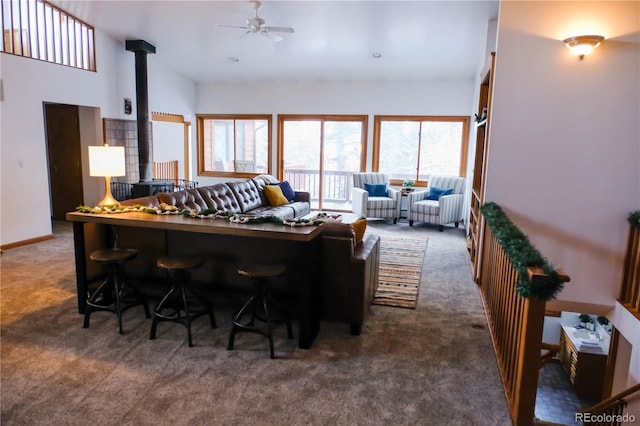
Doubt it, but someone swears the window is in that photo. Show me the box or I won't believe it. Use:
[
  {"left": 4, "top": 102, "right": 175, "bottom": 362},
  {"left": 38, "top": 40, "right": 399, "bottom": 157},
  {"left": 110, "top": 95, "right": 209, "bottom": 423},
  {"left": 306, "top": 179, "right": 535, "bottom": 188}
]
[
  {"left": 197, "top": 114, "right": 271, "bottom": 177},
  {"left": 373, "top": 116, "right": 469, "bottom": 184},
  {"left": 278, "top": 115, "right": 367, "bottom": 210},
  {"left": 1, "top": 0, "right": 96, "bottom": 71}
]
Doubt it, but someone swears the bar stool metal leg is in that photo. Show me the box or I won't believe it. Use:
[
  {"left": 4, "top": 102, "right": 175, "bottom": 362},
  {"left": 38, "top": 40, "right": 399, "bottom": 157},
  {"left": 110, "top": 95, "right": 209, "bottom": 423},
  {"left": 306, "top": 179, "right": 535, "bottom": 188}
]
[
  {"left": 227, "top": 264, "right": 293, "bottom": 359},
  {"left": 150, "top": 257, "right": 216, "bottom": 347},
  {"left": 83, "top": 248, "right": 150, "bottom": 335}
]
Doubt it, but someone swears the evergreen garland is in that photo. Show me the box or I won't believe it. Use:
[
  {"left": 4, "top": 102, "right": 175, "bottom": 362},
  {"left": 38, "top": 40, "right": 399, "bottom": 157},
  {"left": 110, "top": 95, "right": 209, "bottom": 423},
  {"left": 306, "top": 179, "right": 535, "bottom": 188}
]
[
  {"left": 628, "top": 210, "right": 640, "bottom": 229},
  {"left": 481, "top": 202, "right": 565, "bottom": 301},
  {"left": 76, "top": 204, "right": 179, "bottom": 215},
  {"left": 76, "top": 205, "right": 324, "bottom": 227}
]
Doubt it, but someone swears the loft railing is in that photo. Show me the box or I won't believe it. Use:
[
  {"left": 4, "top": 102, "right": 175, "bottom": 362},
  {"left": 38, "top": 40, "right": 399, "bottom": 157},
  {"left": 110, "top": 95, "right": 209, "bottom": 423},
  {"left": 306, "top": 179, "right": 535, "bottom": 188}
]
[
  {"left": 580, "top": 383, "right": 640, "bottom": 426},
  {"left": 619, "top": 211, "right": 640, "bottom": 318},
  {"left": 478, "top": 202, "right": 570, "bottom": 426}
]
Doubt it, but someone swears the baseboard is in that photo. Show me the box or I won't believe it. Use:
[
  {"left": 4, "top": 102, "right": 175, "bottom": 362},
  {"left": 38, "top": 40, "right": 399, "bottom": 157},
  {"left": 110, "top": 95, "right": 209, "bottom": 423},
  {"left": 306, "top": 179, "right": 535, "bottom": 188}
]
[{"left": 1, "top": 234, "right": 55, "bottom": 251}]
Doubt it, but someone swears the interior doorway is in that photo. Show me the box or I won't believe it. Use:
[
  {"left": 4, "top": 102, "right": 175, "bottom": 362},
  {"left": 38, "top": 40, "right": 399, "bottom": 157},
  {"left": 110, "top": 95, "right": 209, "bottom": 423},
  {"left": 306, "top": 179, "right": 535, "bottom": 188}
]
[{"left": 44, "top": 103, "right": 84, "bottom": 220}]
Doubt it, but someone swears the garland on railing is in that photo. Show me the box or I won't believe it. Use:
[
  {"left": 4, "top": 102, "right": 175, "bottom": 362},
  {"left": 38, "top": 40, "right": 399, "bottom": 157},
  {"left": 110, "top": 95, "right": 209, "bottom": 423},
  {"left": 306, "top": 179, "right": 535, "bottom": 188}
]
[
  {"left": 481, "top": 202, "right": 565, "bottom": 301},
  {"left": 76, "top": 205, "right": 324, "bottom": 227},
  {"left": 628, "top": 210, "right": 640, "bottom": 229}
]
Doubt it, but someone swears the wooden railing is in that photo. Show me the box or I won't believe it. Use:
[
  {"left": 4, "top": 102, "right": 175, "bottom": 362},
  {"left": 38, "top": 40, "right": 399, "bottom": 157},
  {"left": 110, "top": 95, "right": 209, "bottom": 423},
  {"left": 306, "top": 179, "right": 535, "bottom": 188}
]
[
  {"left": 283, "top": 168, "right": 353, "bottom": 203},
  {"left": 619, "top": 211, "right": 640, "bottom": 318},
  {"left": 478, "top": 203, "right": 570, "bottom": 426},
  {"left": 153, "top": 160, "right": 179, "bottom": 182},
  {"left": 580, "top": 383, "right": 640, "bottom": 426}
]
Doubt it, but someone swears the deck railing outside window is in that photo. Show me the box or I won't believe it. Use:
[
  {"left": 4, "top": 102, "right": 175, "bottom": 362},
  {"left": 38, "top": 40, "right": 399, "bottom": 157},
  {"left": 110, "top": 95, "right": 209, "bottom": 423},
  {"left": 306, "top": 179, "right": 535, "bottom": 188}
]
[{"left": 1, "top": 0, "right": 96, "bottom": 71}]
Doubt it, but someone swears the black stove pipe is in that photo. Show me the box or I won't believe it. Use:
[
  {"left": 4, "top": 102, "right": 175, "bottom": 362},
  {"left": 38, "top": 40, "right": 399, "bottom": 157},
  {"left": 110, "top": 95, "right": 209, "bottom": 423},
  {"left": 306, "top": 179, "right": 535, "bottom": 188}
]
[{"left": 125, "top": 39, "right": 156, "bottom": 183}]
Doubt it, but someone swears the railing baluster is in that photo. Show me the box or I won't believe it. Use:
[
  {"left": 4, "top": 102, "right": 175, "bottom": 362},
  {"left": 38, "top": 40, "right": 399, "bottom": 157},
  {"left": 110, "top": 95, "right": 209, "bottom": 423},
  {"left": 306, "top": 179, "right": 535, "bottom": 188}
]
[
  {"left": 478, "top": 203, "right": 570, "bottom": 425},
  {"left": 619, "top": 212, "right": 640, "bottom": 319}
]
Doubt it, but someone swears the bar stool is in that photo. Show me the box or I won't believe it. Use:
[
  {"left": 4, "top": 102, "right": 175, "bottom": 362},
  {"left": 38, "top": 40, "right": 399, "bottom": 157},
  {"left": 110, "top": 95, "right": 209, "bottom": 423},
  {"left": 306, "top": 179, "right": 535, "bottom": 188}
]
[
  {"left": 150, "top": 256, "right": 216, "bottom": 347},
  {"left": 227, "top": 263, "right": 294, "bottom": 359},
  {"left": 83, "top": 248, "right": 150, "bottom": 334}
]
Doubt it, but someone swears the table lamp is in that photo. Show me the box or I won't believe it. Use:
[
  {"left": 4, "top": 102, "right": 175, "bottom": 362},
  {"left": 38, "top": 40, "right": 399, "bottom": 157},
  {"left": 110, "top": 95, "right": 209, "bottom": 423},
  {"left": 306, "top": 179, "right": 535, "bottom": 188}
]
[{"left": 89, "top": 144, "right": 126, "bottom": 207}]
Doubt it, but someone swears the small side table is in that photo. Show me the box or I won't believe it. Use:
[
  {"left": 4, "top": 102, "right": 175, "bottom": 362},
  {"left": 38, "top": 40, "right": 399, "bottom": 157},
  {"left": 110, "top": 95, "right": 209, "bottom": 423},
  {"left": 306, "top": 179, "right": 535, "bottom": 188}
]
[{"left": 398, "top": 188, "right": 414, "bottom": 222}]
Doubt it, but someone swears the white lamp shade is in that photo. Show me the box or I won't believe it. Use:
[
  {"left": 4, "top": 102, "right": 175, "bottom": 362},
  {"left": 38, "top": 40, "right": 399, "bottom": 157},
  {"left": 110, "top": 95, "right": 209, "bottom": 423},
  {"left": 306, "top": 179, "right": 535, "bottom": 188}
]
[{"left": 88, "top": 145, "right": 126, "bottom": 177}]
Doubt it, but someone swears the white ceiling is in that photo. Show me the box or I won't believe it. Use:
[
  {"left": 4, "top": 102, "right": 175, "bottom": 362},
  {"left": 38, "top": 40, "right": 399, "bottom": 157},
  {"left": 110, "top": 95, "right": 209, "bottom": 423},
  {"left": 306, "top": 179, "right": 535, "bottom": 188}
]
[{"left": 52, "top": 0, "right": 499, "bottom": 83}]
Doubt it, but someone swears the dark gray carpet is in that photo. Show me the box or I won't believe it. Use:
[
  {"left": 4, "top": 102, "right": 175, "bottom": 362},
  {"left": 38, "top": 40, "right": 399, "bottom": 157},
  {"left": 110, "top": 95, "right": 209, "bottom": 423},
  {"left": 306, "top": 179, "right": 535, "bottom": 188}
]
[{"left": 1, "top": 220, "right": 510, "bottom": 425}]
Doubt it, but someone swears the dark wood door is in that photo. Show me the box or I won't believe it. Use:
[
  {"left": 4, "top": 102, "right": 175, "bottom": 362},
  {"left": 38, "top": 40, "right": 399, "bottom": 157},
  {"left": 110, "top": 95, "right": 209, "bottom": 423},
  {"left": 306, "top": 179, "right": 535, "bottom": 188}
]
[{"left": 45, "top": 104, "right": 84, "bottom": 220}]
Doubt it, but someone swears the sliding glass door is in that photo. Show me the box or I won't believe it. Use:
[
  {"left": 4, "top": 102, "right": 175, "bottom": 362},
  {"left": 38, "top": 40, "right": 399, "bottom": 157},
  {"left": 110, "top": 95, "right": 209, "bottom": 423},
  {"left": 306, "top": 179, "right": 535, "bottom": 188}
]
[{"left": 278, "top": 115, "right": 367, "bottom": 211}]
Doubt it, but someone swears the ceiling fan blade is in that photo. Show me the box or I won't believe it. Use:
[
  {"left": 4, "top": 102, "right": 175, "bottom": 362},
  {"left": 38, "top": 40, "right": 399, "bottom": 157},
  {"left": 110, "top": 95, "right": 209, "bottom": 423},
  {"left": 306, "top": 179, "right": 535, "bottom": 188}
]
[
  {"left": 215, "top": 24, "right": 250, "bottom": 30},
  {"left": 264, "top": 26, "right": 294, "bottom": 34},
  {"left": 261, "top": 31, "right": 283, "bottom": 42}
]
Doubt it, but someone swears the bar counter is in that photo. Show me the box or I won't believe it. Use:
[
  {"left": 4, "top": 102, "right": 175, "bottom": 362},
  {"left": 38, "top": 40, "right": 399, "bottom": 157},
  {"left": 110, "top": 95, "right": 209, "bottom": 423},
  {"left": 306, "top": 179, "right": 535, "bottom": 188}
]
[{"left": 66, "top": 211, "right": 324, "bottom": 349}]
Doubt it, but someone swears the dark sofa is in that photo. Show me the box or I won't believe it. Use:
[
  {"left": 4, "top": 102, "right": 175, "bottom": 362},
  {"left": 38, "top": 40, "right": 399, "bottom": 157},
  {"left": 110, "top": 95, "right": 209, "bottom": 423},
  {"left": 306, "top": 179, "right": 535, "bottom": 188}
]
[
  {"left": 121, "top": 174, "right": 311, "bottom": 218},
  {"left": 117, "top": 174, "right": 380, "bottom": 335},
  {"left": 320, "top": 221, "right": 381, "bottom": 335}
]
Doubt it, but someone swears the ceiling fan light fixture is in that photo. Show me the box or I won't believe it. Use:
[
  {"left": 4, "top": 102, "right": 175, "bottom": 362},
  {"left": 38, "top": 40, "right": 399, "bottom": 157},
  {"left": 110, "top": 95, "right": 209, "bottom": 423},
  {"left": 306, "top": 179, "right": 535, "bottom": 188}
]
[
  {"left": 215, "top": 0, "right": 294, "bottom": 42},
  {"left": 229, "top": 57, "right": 239, "bottom": 62},
  {"left": 372, "top": 53, "right": 382, "bottom": 58}
]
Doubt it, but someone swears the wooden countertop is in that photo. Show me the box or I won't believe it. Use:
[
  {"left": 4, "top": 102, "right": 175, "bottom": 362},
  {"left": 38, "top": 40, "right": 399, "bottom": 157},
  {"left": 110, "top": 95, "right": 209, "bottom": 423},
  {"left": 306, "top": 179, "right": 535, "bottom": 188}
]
[{"left": 66, "top": 211, "right": 324, "bottom": 242}]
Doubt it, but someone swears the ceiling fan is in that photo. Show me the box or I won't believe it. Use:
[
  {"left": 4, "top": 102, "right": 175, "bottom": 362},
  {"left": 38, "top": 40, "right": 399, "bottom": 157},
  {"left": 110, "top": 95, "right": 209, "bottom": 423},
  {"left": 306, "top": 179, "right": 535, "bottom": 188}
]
[{"left": 216, "top": 0, "right": 295, "bottom": 42}]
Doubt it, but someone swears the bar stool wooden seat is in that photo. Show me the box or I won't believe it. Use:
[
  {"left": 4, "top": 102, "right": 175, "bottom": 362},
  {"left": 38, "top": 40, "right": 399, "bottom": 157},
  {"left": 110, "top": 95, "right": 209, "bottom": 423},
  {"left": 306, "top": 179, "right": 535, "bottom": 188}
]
[
  {"left": 227, "top": 263, "right": 294, "bottom": 359},
  {"left": 83, "top": 248, "right": 150, "bottom": 334},
  {"left": 150, "top": 256, "right": 216, "bottom": 347}
]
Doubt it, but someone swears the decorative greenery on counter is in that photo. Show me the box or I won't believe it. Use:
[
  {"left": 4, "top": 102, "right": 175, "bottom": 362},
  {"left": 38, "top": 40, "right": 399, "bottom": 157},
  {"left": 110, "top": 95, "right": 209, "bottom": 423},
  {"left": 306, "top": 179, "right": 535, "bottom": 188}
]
[
  {"left": 184, "top": 207, "right": 323, "bottom": 227},
  {"left": 481, "top": 202, "right": 565, "bottom": 301},
  {"left": 76, "top": 205, "right": 324, "bottom": 227},
  {"left": 628, "top": 210, "right": 640, "bottom": 229},
  {"left": 76, "top": 204, "right": 181, "bottom": 215}
]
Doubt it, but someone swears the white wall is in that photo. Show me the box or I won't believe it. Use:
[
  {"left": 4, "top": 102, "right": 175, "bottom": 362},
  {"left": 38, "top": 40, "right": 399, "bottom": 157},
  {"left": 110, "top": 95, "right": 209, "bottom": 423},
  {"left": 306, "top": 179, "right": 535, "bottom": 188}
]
[
  {"left": 488, "top": 1, "right": 640, "bottom": 307},
  {"left": 194, "top": 80, "right": 475, "bottom": 186},
  {"left": 1, "top": 32, "right": 122, "bottom": 245},
  {"left": 0, "top": 30, "right": 197, "bottom": 246},
  {"left": 489, "top": 0, "right": 640, "bottom": 391},
  {"left": 153, "top": 121, "right": 185, "bottom": 178}
]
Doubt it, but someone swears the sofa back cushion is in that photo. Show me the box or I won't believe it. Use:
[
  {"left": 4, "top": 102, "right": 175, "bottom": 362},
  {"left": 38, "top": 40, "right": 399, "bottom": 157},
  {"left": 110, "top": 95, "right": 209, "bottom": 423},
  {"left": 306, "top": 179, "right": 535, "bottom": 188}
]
[
  {"left": 252, "top": 174, "right": 280, "bottom": 204},
  {"left": 120, "top": 196, "right": 160, "bottom": 209},
  {"left": 197, "top": 183, "right": 241, "bottom": 212},
  {"left": 157, "top": 188, "right": 207, "bottom": 212},
  {"left": 227, "top": 179, "right": 263, "bottom": 213}
]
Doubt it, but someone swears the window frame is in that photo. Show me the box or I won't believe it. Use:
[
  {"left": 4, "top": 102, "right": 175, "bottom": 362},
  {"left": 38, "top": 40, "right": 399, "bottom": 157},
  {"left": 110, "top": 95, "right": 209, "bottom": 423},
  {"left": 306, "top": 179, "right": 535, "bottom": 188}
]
[
  {"left": 372, "top": 115, "right": 469, "bottom": 186},
  {"left": 277, "top": 114, "right": 368, "bottom": 180},
  {"left": 277, "top": 114, "right": 368, "bottom": 210},
  {"left": 196, "top": 113, "right": 273, "bottom": 178}
]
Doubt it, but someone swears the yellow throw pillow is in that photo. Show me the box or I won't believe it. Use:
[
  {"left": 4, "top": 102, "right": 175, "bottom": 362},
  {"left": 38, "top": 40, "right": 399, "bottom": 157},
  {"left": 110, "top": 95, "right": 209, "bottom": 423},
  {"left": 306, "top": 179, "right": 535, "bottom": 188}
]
[
  {"left": 350, "top": 218, "right": 367, "bottom": 245},
  {"left": 264, "top": 185, "right": 289, "bottom": 206}
]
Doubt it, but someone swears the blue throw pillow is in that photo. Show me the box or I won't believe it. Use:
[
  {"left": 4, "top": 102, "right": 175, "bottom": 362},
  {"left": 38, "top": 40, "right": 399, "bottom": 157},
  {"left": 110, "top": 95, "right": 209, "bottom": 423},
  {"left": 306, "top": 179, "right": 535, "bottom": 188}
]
[
  {"left": 278, "top": 181, "right": 296, "bottom": 202},
  {"left": 426, "top": 187, "right": 453, "bottom": 200},
  {"left": 364, "top": 183, "right": 387, "bottom": 197}
]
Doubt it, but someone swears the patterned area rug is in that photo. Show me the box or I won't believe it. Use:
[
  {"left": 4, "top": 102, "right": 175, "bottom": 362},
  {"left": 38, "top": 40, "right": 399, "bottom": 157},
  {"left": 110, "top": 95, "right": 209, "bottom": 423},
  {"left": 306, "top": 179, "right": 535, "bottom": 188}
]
[{"left": 373, "top": 235, "right": 428, "bottom": 309}]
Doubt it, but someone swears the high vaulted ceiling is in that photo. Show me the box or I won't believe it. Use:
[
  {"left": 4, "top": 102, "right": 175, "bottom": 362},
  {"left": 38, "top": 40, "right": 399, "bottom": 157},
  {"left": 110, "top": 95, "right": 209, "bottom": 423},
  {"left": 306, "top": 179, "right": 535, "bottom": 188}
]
[{"left": 52, "top": 0, "right": 499, "bottom": 83}]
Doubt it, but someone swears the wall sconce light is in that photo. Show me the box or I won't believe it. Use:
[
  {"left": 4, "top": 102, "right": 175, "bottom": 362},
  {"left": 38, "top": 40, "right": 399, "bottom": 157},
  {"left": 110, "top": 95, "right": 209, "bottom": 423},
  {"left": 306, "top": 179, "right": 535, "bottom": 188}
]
[
  {"left": 563, "top": 35, "right": 604, "bottom": 60},
  {"left": 89, "top": 144, "right": 126, "bottom": 207}
]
